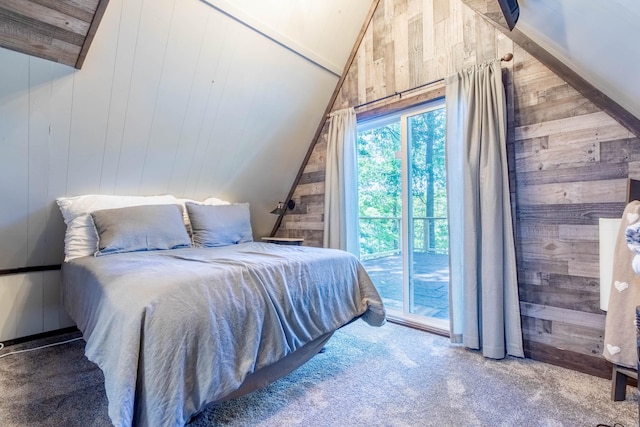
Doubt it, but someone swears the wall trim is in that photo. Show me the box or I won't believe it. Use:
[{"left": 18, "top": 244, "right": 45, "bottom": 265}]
[
  {"left": 0, "top": 264, "right": 62, "bottom": 277},
  {"left": 524, "top": 340, "right": 613, "bottom": 380},
  {"left": 0, "top": 326, "right": 79, "bottom": 348}
]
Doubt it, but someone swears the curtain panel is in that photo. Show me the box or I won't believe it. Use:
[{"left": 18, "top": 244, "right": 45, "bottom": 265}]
[
  {"left": 324, "top": 107, "right": 360, "bottom": 257},
  {"left": 445, "top": 60, "right": 523, "bottom": 359}
]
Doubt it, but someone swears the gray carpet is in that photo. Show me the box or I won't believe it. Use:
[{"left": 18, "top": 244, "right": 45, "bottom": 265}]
[{"left": 0, "top": 321, "right": 637, "bottom": 427}]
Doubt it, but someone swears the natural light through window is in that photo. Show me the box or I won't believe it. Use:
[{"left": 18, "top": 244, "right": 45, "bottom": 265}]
[{"left": 357, "top": 99, "right": 448, "bottom": 330}]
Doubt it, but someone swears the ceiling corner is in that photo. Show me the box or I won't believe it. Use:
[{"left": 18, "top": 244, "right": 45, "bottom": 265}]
[{"left": 460, "top": 0, "right": 640, "bottom": 137}]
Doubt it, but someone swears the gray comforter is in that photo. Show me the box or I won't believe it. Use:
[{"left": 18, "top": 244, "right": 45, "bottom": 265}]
[{"left": 62, "top": 242, "right": 385, "bottom": 427}]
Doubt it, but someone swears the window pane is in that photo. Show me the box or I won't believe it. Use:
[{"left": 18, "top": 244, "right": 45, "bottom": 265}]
[
  {"left": 408, "top": 107, "right": 448, "bottom": 319},
  {"left": 357, "top": 121, "right": 403, "bottom": 312}
]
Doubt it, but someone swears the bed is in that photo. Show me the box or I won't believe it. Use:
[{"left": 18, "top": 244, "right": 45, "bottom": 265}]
[{"left": 57, "top": 195, "right": 385, "bottom": 427}]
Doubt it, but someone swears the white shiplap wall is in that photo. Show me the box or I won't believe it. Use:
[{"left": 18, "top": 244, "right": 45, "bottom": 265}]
[
  {"left": 0, "top": 272, "right": 73, "bottom": 341},
  {"left": 0, "top": 0, "right": 372, "bottom": 340}
]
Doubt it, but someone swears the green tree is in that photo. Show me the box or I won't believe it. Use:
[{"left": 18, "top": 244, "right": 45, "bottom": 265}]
[
  {"left": 357, "top": 107, "right": 448, "bottom": 257},
  {"left": 357, "top": 122, "right": 401, "bottom": 256},
  {"left": 408, "top": 108, "right": 447, "bottom": 252}
]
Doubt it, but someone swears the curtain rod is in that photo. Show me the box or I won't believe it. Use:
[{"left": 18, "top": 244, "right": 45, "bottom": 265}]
[
  {"left": 353, "top": 77, "right": 444, "bottom": 110},
  {"left": 349, "top": 52, "right": 514, "bottom": 111}
]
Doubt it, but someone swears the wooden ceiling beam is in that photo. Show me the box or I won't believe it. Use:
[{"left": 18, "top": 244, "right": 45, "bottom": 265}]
[
  {"left": 461, "top": 0, "right": 640, "bottom": 137},
  {"left": 0, "top": 0, "right": 109, "bottom": 69},
  {"left": 75, "top": 0, "right": 109, "bottom": 69}
]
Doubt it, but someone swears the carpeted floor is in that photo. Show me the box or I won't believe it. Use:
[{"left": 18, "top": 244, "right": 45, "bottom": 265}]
[{"left": 0, "top": 321, "right": 637, "bottom": 427}]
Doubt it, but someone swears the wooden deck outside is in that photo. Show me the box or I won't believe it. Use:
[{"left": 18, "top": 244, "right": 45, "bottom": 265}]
[{"left": 361, "top": 252, "right": 449, "bottom": 320}]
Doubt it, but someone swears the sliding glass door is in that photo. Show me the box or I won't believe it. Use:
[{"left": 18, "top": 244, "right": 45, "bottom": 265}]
[{"left": 357, "top": 100, "right": 448, "bottom": 331}]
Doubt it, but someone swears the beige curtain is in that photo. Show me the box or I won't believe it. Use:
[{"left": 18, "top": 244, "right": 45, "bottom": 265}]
[
  {"left": 445, "top": 60, "right": 523, "bottom": 359},
  {"left": 324, "top": 107, "right": 359, "bottom": 257}
]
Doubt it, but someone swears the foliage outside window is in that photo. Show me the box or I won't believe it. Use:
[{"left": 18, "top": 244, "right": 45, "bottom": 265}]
[{"left": 357, "top": 106, "right": 447, "bottom": 259}]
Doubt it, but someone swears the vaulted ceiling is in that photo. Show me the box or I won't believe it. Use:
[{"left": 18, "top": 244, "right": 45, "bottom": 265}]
[
  {"left": 516, "top": 0, "right": 640, "bottom": 121},
  {"left": 0, "top": 0, "right": 637, "bottom": 245},
  {"left": 1, "top": 0, "right": 637, "bottom": 120}
]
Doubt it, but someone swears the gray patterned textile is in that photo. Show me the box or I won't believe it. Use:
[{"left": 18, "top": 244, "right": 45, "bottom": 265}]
[{"left": 62, "top": 242, "right": 385, "bottom": 427}]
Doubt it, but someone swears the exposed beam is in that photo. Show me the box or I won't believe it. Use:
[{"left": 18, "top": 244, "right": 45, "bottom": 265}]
[
  {"left": 200, "top": 0, "right": 341, "bottom": 76},
  {"left": 0, "top": 0, "right": 109, "bottom": 68},
  {"left": 461, "top": 0, "right": 640, "bottom": 137},
  {"left": 269, "top": 0, "right": 381, "bottom": 237},
  {"left": 75, "top": 0, "right": 110, "bottom": 69}
]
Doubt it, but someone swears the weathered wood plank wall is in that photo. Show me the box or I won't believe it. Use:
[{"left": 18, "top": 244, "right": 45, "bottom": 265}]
[
  {"left": 511, "top": 46, "right": 638, "bottom": 376},
  {"left": 275, "top": 0, "right": 640, "bottom": 377},
  {"left": 0, "top": 0, "right": 109, "bottom": 68}
]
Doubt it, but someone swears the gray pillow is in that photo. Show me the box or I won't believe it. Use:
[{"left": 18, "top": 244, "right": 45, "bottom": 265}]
[
  {"left": 185, "top": 202, "right": 253, "bottom": 247},
  {"left": 91, "top": 204, "right": 191, "bottom": 256}
]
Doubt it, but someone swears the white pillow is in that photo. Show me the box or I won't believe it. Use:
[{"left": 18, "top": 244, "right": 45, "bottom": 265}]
[
  {"left": 56, "top": 194, "right": 178, "bottom": 261},
  {"left": 202, "top": 197, "right": 230, "bottom": 205},
  {"left": 175, "top": 197, "right": 230, "bottom": 233}
]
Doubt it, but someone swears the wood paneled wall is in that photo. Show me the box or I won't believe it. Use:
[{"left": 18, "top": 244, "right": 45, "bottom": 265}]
[
  {"left": 511, "top": 47, "right": 637, "bottom": 376},
  {"left": 275, "top": 0, "right": 640, "bottom": 377},
  {"left": 0, "top": 0, "right": 109, "bottom": 69}
]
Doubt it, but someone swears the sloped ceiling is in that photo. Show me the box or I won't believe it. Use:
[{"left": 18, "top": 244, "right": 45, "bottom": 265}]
[
  {"left": 1, "top": 0, "right": 637, "bottom": 266},
  {"left": 200, "top": 0, "right": 366, "bottom": 76},
  {"left": 517, "top": 0, "right": 640, "bottom": 120}
]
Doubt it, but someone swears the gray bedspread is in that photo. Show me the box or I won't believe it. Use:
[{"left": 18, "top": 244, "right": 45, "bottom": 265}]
[{"left": 62, "top": 242, "right": 385, "bottom": 427}]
